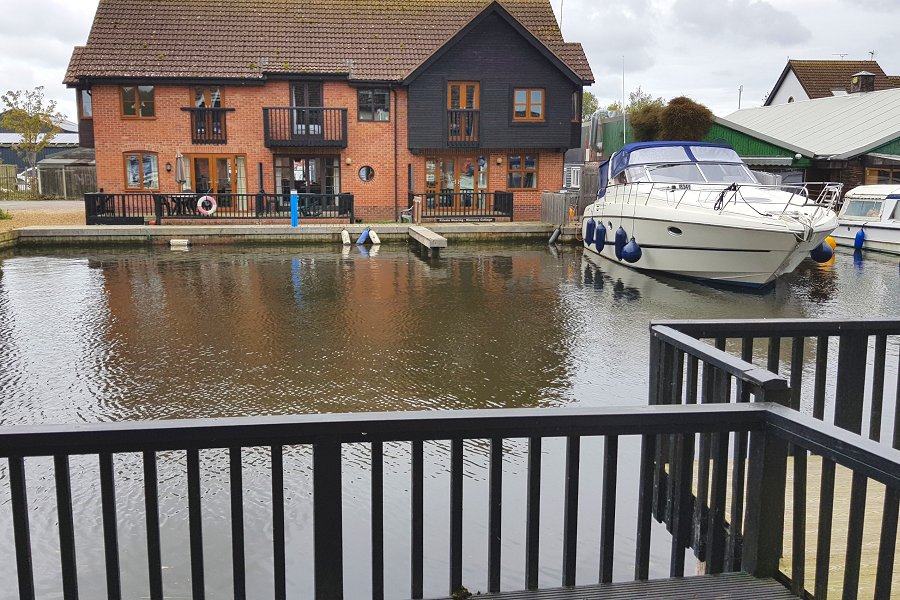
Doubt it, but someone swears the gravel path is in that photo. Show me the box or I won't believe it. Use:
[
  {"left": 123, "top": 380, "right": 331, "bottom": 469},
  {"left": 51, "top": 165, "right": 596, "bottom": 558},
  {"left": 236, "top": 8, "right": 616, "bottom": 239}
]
[{"left": 0, "top": 201, "right": 85, "bottom": 232}]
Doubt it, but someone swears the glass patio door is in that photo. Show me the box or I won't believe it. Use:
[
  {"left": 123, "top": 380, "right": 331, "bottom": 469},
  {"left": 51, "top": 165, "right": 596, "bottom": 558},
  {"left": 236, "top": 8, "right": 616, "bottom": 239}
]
[{"left": 426, "top": 156, "right": 488, "bottom": 210}]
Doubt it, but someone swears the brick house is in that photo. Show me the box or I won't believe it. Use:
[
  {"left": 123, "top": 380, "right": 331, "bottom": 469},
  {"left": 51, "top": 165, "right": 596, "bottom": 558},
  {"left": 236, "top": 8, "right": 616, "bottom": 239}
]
[{"left": 65, "top": 0, "right": 593, "bottom": 222}]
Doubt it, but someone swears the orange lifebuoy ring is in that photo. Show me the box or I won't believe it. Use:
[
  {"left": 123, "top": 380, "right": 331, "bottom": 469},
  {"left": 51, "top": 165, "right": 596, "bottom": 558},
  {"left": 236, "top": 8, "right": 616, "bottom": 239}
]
[{"left": 197, "top": 195, "right": 217, "bottom": 216}]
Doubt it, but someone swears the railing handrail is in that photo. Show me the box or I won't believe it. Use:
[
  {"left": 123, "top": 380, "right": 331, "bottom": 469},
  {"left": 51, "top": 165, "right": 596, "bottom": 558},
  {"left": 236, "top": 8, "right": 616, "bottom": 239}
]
[
  {"left": 654, "top": 318, "right": 900, "bottom": 337},
  {"left": 766, "top": 403, "right": 900, "bottom": 489},
  {"left": 0, "top": 403, "right": 769, "bottom": 457},
  {"left": 650, "top": 325, "right": 789, "bottom": 395},
  {"left": 179, "top": 106, "right": 236, "bottom": 112}
]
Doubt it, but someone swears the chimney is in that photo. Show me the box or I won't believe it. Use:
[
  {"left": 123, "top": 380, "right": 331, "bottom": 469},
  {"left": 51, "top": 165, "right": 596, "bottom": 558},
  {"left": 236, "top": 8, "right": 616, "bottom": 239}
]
[{"left": 850, "top": 71, "right": 876, "bottom": 93}]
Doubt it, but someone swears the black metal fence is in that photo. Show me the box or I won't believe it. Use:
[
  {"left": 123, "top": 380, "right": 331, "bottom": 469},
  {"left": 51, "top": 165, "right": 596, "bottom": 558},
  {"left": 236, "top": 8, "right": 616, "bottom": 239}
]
[
  {"left": 410, "top": 190, "right": 513, "bottom": 221},
  {"left": 263, "top": 107, "right": 348, "bottom": 148},
  {"left": 84, "top": 192, "right": 354, "bottom": 224},
  {"left": 648, "top": 318, "right": 900, "bottom": 599}
]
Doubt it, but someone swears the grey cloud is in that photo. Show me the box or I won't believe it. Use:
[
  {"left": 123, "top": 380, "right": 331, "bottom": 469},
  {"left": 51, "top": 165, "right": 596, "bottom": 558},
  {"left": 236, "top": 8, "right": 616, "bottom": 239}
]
[{"left": 672, "top": 0, "right": 811, "bottom": 45}]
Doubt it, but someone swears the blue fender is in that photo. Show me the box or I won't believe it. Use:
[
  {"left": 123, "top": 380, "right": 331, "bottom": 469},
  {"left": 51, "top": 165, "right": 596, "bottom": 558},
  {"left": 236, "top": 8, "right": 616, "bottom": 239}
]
[
  {"left": 614, "top": 226, "right": 627, "bottom": 261},
  {"left": 854, "top": 228, "right": 865, "bottom": 250},
  {"left": 594, "top": 222, "right": 607, "bottom": 253},
  {"left": 356, "top": 228, "right": 370, "bottom": 245},
  {"left": 585, "top": 218, "right": 596, "bottom": 245},
  {"left": 809, "top": 240, "right": 834, "bottom": 263},
  {"left": 622, "top": 237, "right": 642, "bottom": 263}
]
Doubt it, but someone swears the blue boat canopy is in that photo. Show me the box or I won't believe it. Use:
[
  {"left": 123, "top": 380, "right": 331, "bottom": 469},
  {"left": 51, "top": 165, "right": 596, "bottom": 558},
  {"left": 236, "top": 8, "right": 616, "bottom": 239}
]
[{"left": 609, "top": 141, "right": 742, "bottom": 179}]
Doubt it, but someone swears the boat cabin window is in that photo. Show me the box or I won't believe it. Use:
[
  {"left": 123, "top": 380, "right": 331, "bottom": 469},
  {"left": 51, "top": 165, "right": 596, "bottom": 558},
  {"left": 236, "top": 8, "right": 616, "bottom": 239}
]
[
  {"left": 690, "top": 146, "right": 743, "bottom": 163},
  {"left": 842, "top": 199, "right": 883, "bottom": 218},
  {"left": 629, "top": 146, "right": 690, "bottom": 164}
]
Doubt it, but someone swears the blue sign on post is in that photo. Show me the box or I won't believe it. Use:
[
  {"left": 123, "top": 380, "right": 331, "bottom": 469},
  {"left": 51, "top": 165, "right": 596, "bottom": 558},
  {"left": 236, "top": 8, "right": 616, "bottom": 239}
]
[{"left": 290, "top": 193, "right": 299, "bottom": 227}]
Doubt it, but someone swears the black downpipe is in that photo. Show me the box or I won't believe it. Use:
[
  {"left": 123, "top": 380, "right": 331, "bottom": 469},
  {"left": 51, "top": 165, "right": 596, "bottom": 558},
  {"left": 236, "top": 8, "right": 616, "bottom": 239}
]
[{"left": 393, "top": 87, "right": 399, "bottom": 222}]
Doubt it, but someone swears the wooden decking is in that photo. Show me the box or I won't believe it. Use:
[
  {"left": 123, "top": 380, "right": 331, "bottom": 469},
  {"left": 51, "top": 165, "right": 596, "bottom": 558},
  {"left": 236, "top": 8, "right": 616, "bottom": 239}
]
[{"left": 428, "top": 573, "right": 795, "bottom": 599}]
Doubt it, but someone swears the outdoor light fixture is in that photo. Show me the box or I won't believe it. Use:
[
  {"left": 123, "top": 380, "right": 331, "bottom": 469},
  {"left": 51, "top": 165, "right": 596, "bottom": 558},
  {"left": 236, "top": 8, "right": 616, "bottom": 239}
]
[
  {"left": 165, "top": 162, "right": 172, "bottom": 172},
  {"left": 345, "top": 157, "right": 352, "bottom": 166},
  {"left": 496, "top": 157, "right": 502, "bottom": 165}
]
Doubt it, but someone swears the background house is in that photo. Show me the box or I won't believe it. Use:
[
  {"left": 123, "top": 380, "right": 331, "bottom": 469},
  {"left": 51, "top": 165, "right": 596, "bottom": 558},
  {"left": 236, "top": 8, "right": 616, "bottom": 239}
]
[
  {"left": 65, "top": 0, "right": 593, "bottom": 222},
  {"left": 0, "top": 117, "right": 80, "bottom": 171},
  {"left": 764, "top": 59, "right": 900, "bottom": 106}
]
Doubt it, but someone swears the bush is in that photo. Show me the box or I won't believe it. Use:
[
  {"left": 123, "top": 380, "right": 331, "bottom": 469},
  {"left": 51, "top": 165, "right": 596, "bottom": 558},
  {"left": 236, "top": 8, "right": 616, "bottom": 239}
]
[
  {"left": 0, "top": 209, "right": 11, "bottom": 220},
  {"left": 659, "top": 96, "right": 714, "bottom": 141},
  {"left": 630, "top": 103, "right": 665, "bottom": 141}
]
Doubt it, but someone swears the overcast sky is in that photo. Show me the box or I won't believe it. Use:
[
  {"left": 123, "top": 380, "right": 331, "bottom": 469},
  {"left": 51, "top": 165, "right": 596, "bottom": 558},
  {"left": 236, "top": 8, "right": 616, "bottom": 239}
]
[{"left": 1, "top": 0, "right": 896, "bottom": 122}]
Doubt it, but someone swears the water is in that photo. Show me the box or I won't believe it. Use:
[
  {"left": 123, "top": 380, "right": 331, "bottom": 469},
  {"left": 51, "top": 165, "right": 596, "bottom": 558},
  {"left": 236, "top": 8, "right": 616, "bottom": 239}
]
[{"left": 0, "top": 243, "right": 897, "bottom": 598}]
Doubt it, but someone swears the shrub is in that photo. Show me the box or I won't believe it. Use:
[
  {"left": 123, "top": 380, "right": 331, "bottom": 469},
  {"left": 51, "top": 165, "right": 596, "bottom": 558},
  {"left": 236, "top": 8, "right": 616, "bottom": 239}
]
[{"left": 659, "top": 96, "right": 714, "bottom": 141}]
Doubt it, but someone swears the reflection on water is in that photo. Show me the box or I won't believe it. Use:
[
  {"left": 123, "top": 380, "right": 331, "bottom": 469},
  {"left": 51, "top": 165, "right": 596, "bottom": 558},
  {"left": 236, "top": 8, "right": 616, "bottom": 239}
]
[{"left": 0, "top": 244, "right": 897, "bottom": 598}]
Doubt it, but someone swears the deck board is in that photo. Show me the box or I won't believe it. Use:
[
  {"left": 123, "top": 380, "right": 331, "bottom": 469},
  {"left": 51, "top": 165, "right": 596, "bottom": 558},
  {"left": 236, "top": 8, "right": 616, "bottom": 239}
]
[{"left": 426, "top": 573, "right": 795, "bottom": 599}]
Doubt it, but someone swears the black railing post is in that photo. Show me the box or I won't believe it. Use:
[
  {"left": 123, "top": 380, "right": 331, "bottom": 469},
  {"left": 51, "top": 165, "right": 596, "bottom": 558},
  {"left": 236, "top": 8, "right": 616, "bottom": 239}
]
[
  {"left": 742, "top": 425, "right": 788, "bottom": 578},
  {"left": 313, "top": 442, "right": 343, "bottom": 600},
  {"left": 154, "top": 194, "right": 163, "bottom": 224},
  {"left": 85, "top": 193, "right": 96, "bottom": 225}
]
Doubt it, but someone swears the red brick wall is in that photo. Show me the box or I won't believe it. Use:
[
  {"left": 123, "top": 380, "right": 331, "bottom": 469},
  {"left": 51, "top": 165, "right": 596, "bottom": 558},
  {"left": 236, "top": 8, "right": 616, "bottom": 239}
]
[{"left": 91, "top": 81, "right": 562, "bottom": 221}]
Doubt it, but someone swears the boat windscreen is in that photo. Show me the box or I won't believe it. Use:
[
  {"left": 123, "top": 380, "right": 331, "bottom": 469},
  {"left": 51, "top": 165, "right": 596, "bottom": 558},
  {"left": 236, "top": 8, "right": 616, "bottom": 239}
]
[
  {"left": 645, "top": 164, "right": 703, "bottom": 183},
  {"left": 698, "top": 163, "right": 757, "bottom": 184},
  {"left": 842, "top": 199, "right": 883, "bottom": 218}
]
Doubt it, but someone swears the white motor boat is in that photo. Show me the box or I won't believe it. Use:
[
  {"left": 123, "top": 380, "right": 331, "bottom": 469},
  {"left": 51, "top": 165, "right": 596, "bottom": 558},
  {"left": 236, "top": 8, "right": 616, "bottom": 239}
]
[
  {"left": 830, "top": 185, "right": 900, "bottom": 255},
  {"left": 582, "top": 142, "right": 841, "bottom": 288}
]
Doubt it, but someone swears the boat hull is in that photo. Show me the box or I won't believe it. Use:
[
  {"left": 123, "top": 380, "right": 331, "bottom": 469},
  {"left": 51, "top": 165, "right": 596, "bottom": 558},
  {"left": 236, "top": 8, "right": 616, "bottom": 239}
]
[
  {"left": 831, "top": 222, "right": 900, "bottom": 255},
  {"left": 582, "top": 207, "right": 835, "bottom": 287}
]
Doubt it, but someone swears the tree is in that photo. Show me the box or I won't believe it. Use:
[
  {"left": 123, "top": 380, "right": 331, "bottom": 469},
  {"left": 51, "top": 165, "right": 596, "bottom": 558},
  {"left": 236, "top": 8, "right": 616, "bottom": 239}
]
[
  {"left": 658, "top": 96, "right": 714, "bottom": 141},
  {"left": 630, "top": 103, "right": 665, "bottom": 141},
  {"left": 582, "top": 91, "right": 599, "bottom": 120},
  {"left": 0, "top": 87, "right": 66, "bottom": 198}
]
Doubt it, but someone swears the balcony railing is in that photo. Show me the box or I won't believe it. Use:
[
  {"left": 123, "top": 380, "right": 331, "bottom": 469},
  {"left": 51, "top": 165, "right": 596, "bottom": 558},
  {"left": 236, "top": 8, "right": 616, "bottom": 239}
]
[
  {"left": 181, "top": 107, "right": 233, "bottom": 145},
  {"left": 84, "top": 192, "right": 354, "bottom": 224},
  {"left": 263, "top": 107, "right": 348, "bottom": 148},
  {"left": 1, "top": 318, "right": 896, "bottom": 599},
  {"left": 409, "top": 190, "right": 513, "bottom": 221},
  {"left": 447, "top": 109, "right": 479, "bottom": 146}
]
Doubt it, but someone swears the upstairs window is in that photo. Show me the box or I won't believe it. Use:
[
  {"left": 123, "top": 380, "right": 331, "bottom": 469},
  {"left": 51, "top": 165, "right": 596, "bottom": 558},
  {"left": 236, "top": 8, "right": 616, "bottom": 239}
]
[
  {"left": 358, "top": 88, "right": 390, "bottom": 121},
  {"left": 79, "top": 88, "right": 92, "bottom": 119},
  {"left": 122, "top": 85, "right": 155, "bottom": 118},
  {"left": 193, "top": 87, "right": 222, "bottom": 108},
  {"left": 513, "top": 88, "right": 544, "bottom": 122},
  {"left": 124, "top": 151, "right": 159, "bottom": 190},
  {"left": 507, "top": 154, "right": 538, "bottom": 189}
]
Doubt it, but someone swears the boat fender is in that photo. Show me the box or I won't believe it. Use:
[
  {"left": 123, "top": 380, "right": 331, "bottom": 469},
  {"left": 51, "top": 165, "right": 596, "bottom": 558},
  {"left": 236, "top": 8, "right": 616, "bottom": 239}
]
[
  {"left": 549, "top": 227, "right": 561, "bottom": 245},
  {"left": 594, "top": 222, "right": 607, "bottom": 253},
  {"left": 854, "top": 228, "right": 865, "bottom": 250},
  {"left": 585, "top": 218, "right": 596, "bottom": 245},
  {"left": 614, "top": 226, "right": 627, "bottom": 261},
  {"left": 622, "top": 237, "right": 642, "bottom": 263},
  {"left": 809, "top": 240, "right": 834, "bottom": 263},
  {"left": 340, "top": 229, "right": 351, "bottom": 245},
  {"left": 824, "top": 236, "right": 837, "bottom": 250},
  {"left": 369, "top": 229, "right": 382, "bottom": 245},
  {"left": 356, "top": 228, "right": 370, "bottom": 245},
  {"left": 197, "top": 195, "right": 217, "bottom": 216}
]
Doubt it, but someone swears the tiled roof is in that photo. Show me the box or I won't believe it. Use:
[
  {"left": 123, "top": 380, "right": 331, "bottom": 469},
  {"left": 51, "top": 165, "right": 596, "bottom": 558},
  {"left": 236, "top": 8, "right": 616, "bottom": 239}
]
[
  {"left": 64, "top": 0, "right": 593, "bottom": 85},
  {"left": 787, "top": 60, "right": 900, "bottom": 99}
]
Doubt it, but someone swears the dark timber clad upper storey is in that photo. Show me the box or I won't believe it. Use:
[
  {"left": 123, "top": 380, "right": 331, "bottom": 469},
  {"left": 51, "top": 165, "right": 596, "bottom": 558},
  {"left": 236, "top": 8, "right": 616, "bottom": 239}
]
[{"left": 407, "top": 13, "right": 581, "bottom": 151}]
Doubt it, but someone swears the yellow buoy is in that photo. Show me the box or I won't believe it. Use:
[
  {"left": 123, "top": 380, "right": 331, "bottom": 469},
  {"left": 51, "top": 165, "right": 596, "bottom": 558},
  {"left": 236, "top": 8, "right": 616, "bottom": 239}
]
[{"left": 825, "top": 235, "right": 837, "bottom": 249}]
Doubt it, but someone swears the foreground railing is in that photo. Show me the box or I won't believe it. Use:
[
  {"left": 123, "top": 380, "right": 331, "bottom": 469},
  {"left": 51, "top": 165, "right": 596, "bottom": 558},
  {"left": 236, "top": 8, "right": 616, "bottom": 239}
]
[
  {"left": 1, "top": 402, "right": 896, "bottom": 599},
  {"left": 84, "top": 192, "right": 354, "bottom": 224},
  {"left": 648, "top": 318, "right": 900, "bottom": 599},
  {"left": 409, "top": 190, "right": 513, "bottom": 221}
]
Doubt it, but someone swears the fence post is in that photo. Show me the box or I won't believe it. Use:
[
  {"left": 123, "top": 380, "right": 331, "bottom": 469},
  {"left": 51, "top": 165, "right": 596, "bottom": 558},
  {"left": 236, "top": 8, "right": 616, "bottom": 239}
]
[
  {"left": 742, "top": 425, "right": 788, "bottom": 578},
  {"left": 313, "top": 442, "right": 343, "bottom": 600}
]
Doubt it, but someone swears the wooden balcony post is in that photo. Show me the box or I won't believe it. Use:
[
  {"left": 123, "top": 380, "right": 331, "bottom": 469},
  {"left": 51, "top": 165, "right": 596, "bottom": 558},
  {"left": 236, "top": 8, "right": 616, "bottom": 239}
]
[{"left": 742, "top": 426, "right": 788, "bottom": 578}]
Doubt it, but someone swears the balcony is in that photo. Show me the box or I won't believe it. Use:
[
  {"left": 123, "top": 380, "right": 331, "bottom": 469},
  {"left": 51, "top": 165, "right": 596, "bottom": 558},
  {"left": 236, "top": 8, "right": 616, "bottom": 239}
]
[
  {"left": 447, "top": 109, "right": 479, "bottom": 147},
  {"left": 1, "top": 318, "right": 897, "bottom": 599},
  {"left": 263, "top": 107, "right": 348, "bottom": 148},
  {"left": 181, "top": 107, "right": 234, "bottom": 145}
]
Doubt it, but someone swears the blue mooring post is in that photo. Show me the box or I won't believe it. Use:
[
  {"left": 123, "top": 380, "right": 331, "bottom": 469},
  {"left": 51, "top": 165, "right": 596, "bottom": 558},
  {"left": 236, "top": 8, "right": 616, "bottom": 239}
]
[{"left": 290, "top": 193, "right": 299, "bottom": 227}]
